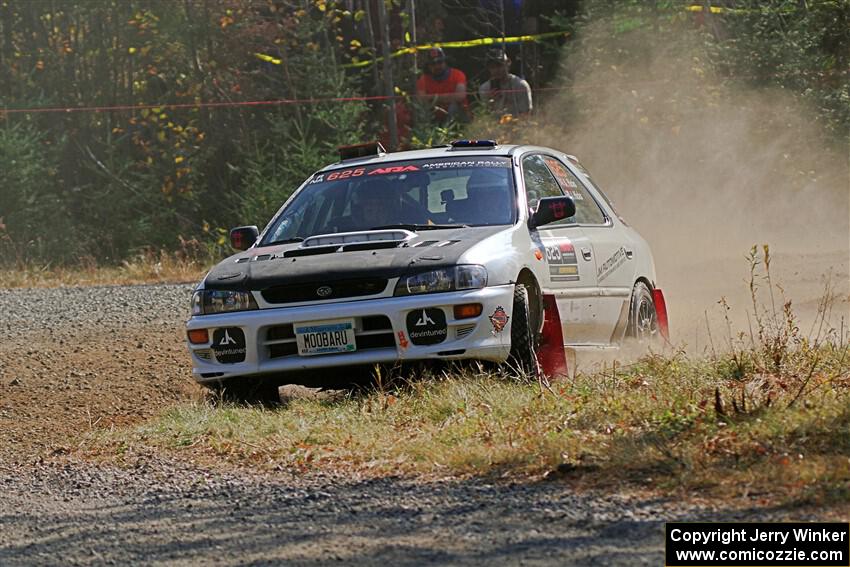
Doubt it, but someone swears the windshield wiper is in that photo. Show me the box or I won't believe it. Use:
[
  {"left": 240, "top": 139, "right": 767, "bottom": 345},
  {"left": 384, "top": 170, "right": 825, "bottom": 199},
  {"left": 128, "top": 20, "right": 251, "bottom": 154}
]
[
  {"left": 369, "top": 223, "right": 468, "bottom": 231},
  {"left": 263, "top": 237, "right": 304, "bottom": 246}
]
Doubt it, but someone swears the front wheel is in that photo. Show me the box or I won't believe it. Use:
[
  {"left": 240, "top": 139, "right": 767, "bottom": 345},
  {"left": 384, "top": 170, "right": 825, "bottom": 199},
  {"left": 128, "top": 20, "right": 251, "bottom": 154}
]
[
  {"left": 507, "top": 284, "right": 539, "bottom": 378},
  {"left": 627, "top": 281, "right": 659, "bottom": 341}
]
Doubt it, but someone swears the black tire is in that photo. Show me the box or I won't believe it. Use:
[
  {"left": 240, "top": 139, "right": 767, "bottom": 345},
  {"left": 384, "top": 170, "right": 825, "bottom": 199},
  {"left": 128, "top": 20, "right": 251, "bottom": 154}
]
[
  {"left": 627, "top": 281, "right": 659, "bottom": 341},
  {"left": 508, "top": 284, "right": 539, "bottom": 378}
]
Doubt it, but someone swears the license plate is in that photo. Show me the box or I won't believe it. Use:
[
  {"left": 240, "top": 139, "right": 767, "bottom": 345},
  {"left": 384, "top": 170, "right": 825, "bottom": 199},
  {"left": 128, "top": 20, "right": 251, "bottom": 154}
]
[{"left": 294, "top": 318, "right": 357, "bottom": 356}]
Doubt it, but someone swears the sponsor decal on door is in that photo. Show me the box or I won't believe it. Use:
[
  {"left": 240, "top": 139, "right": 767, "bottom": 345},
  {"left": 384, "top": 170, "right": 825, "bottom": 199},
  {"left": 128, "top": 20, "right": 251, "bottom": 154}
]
[{"left": 544, "top": 239, "right": 580, "bottom": 282}]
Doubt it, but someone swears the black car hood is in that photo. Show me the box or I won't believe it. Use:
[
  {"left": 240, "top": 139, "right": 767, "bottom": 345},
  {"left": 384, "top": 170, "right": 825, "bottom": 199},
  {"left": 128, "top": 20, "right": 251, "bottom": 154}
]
[{"left": 204, "top": 226, "right": 505, "bottom": 292}]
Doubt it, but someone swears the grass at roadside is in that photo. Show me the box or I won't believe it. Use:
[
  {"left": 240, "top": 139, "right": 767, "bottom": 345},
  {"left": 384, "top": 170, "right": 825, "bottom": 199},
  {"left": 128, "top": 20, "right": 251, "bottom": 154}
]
[
  {"left": 81, "top": 246, "right": 850, "bottom": 507},
  {"left": 0, "top": 249, "right": 211, "bottom": 288},
  {"left": 84, "top": 342, "right": 850, "bottom": 507}
]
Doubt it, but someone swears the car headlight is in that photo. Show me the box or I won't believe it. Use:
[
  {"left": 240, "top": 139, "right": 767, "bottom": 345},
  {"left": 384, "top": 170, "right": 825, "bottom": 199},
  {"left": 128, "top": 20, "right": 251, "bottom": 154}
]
[
  {"left": 191, "top": 290, "right": 258, "bottom": 316},
  {"left": 395, "top": 265, "right": 488, "bottom": 296}
]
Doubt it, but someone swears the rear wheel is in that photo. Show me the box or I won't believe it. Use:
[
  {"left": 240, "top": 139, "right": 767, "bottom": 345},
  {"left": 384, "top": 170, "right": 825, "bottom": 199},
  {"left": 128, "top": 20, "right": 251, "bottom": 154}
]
[
  {"left": 628, "top": 281, "right": 659, "bottom": 341},
  {"left": 508, "top": 284, "right": 539, "bottom": 378}
]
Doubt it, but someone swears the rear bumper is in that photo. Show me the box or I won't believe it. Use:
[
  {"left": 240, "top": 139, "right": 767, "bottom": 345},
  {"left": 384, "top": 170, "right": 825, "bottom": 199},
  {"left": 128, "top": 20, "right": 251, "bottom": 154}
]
[{"left": 186, "top": 285, "right": 515, "bottom": 383}]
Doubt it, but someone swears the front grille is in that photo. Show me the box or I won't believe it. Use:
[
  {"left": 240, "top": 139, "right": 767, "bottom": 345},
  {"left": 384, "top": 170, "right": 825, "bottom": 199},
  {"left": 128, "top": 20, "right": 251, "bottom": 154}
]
[
  {"left": 264, "top": 315, "right": 394, "bottom": 360},
  {"left": 356, "top": 333, "right": 396, "bottom": 350},
  {"left": 261, "top": 278, "right": 388, "bottom": 304},
  {"left": 267, "top": 325, "right": 295, "bottom": 341},
  {"left": 362, "top": 315, "right": 391, "bottom": 332},
  {"left": 269, "top": 342, "right": 298, "bottom": 358}
]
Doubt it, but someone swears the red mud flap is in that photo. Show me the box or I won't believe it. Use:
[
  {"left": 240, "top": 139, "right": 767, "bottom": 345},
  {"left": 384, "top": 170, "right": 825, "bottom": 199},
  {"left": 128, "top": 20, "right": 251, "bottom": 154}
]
[
  {"left": 651, "top": 288, "right": 670, "bottom": 341},
  {"left": 537, "top": 294, "right": 568, "bottom": 378}
]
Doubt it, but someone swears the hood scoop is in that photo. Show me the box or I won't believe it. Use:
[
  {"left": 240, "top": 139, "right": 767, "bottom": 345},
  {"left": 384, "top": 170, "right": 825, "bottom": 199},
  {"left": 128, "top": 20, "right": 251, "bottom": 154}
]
[
  {"left": 232, "top": 230, "right": 462, "bottom": 263},
  {"left": 279, "top": 229, "right": 416, "bottom": 258},
  {"left": 302, "top": 229, "right": 415, "bottom": 248}
]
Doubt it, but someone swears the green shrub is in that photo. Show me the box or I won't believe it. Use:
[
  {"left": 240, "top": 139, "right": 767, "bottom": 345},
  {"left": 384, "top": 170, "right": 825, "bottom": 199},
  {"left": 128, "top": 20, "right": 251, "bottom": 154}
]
[{"left": 0, "top": 122, "right": 73, "bottom": 263}]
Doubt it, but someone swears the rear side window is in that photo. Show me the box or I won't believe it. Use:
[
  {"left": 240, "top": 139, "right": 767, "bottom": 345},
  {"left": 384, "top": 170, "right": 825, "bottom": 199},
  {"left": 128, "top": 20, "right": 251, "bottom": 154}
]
[
  {"left": 542, "top": 156, "right": 607, "bottom": 225},
  {"left": 569, "top": 159, "right": 628, "bottom": 226}
]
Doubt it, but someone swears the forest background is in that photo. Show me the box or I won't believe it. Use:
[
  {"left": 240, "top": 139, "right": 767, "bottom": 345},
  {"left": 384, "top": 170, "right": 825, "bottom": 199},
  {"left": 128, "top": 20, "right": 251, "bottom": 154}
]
[{"left": 0, "top": 0, "right": 847, "bottom": 268}]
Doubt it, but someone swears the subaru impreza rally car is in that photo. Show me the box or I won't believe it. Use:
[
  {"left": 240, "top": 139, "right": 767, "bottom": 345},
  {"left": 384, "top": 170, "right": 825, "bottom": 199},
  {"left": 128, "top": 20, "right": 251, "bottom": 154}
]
[{"left": 186, "top": 140, "right": 668, "bottom": 388}]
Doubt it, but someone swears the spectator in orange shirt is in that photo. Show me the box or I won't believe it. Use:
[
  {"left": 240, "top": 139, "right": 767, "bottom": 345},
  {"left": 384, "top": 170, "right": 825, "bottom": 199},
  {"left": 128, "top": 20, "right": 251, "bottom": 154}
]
[{"left": 416, "top": 48, "right": 469, "bottom": 122}]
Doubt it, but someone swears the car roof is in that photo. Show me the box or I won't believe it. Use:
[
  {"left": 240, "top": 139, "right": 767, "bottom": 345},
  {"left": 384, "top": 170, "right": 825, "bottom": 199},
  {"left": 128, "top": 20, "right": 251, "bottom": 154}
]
[{"left": 317, "top": 144, "right": 570, "bottom": 173}]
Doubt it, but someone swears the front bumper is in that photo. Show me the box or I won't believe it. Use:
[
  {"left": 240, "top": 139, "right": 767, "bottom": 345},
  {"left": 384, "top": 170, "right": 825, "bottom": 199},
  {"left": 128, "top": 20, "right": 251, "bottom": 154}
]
[{"left": 185, "top": 284, "right": 515, "bottom": 383}]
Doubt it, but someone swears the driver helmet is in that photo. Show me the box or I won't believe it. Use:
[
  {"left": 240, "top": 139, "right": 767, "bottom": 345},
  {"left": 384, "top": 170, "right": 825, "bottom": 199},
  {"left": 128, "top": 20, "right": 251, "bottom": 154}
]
[
  {"left": 353, "top": 179, "right": 398, "bottom": 220},
  {"left": 466, "top": 170, "right": 511, "bottom": 223}
]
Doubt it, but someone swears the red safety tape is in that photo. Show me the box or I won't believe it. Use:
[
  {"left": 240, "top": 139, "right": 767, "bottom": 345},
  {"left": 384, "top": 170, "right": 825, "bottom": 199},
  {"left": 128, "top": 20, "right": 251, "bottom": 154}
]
[
  {"left": 6, "top": 69, "right": 829, "bottom": 116},
  {"left": 0, "top": 78, "right": 728, "bottom": 116}
]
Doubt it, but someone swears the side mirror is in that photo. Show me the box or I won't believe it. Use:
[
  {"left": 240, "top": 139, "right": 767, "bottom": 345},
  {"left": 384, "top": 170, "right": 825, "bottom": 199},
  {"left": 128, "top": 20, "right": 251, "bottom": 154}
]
[
  {"left": 230, "top": 226, "right": 259, "bottom": 251},
  {"left": 530, "top": 196, "right": 576, "bottom": 229}
]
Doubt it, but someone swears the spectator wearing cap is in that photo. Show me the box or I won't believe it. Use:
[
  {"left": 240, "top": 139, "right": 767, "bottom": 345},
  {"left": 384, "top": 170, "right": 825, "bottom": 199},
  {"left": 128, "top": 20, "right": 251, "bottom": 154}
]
[
  {"left": 478, "top": 50, "right": 532, "bottom": 117},
  {"left": 416, "top": 47, "right": 469, "bottom": 122}
]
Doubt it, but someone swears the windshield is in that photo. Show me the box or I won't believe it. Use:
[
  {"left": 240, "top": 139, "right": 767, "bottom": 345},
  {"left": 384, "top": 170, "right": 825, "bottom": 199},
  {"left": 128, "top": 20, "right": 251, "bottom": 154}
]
[{"left": 260, "top": 156, "right": 516, "bottom": 244}]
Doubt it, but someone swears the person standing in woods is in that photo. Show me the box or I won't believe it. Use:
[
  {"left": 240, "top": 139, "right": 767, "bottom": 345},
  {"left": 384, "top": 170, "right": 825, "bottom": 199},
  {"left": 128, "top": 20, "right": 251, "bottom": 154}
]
[{"left": 478, "top": 49, "right": 533, "bottom": 117}]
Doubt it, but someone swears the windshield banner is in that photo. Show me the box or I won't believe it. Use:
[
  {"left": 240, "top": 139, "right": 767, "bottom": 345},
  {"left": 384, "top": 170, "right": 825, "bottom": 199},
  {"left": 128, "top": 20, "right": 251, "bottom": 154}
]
[{"left": 312, "top": 157, "right": 511, "bottom": 184}]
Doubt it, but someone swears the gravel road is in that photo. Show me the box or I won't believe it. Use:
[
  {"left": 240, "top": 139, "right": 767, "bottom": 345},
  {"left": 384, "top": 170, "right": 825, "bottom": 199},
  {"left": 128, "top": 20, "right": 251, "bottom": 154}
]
[
  {"left": 1, "top": 454, "right": 804, "bottom": 566},
  {"left": 0, "top": 282, "right": 828, "bottom": 565},
  {"left": 0, "top": 284, "right": 197, "bottom": 463}
]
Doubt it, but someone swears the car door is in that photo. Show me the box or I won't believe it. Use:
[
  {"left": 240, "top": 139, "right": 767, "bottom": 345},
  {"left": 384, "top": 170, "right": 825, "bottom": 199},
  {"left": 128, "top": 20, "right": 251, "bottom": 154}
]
[
  {"left": 520, "top": 153, "right": 606, "bottom": 345},
  {"left": 540, "top": 155, "right": 634, "bottom": 343}
]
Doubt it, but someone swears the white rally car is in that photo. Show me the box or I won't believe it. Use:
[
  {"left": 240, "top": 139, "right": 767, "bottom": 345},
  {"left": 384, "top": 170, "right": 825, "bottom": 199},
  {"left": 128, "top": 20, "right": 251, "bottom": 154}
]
[{"left": 186, "top": 140, "right": 668, "bottom": 389}]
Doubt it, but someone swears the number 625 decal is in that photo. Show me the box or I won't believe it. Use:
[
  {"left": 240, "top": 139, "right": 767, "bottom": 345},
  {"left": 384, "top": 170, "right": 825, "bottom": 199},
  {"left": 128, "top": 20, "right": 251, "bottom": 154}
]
[{"left": 326, "top": 168, "right": 365, "bottom": 181}]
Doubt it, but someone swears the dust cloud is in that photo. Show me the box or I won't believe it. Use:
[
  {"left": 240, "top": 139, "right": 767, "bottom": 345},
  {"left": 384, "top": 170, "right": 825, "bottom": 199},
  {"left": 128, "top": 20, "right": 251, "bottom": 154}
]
[{"left": 478, "top": 18, "right": 849, "bottom": 351}]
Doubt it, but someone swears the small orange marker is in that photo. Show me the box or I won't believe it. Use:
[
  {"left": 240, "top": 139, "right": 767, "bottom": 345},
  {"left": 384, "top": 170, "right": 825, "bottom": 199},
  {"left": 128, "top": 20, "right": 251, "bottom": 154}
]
[
  {"left": 454, "top": 303, "right": 483, "bottom": 319},
  {"left": 187, "top": 329, "right": 210, "bottom": 344}
]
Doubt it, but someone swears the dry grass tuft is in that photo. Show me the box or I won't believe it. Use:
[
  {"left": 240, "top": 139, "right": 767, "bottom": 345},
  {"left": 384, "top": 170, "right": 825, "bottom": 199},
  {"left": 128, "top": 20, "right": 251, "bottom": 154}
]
[{"left": 0, "top": 245, "right": 213, "bottom": 289}]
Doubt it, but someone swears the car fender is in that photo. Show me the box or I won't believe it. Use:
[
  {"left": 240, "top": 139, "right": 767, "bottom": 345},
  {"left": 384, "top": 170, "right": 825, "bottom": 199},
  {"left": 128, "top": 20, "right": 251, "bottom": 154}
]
[{"left": 457, "top": 223, "right": 546, "bottom": 290}]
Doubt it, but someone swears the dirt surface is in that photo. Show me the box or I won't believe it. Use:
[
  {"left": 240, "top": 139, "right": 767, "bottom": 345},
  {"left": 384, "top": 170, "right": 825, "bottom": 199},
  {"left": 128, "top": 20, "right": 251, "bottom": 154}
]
[
  {"left": 663, "top": 248, "right": 850, "bottom": 351},
  {"left": 0, "top": 284, "right": 198, "bottom": 463},
  {"left": 0, "top": 276, "right": 846, "bottom": 565},
  {"left": 574, "top": 249, "right": 849, "bottom": 373}
]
